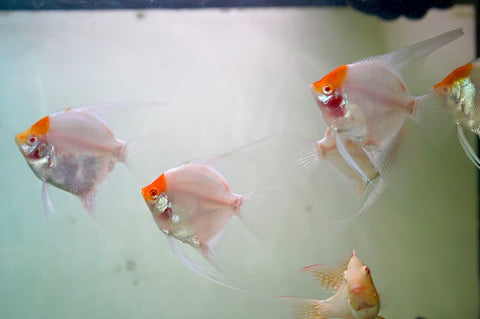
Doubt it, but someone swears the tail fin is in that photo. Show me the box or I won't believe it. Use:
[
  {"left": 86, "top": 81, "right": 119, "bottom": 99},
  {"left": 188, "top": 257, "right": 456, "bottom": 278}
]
[
  {"left": 414, "top": 90, "right": 454, "bottom": 149},
  {"left": 279, "top": 296, "right": 326, "bottom": 319},
  {"left": 123, "top": 133, "right": 163, "bottom": 185}
]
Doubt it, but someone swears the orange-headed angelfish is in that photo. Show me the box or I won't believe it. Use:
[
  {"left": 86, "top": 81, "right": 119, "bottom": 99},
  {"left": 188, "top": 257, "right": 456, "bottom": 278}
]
[
  {"left": 432, "top": 59, "right": 480, "bottom": 168},
  {"left": 280, "top": 250, "right": 385, "bottom": 319},
  {"left": 309, "top": 28, "right": 463, "bottom": 211},
  {"left": 15, "top": 104, "right": 146, "bottom": 215}
]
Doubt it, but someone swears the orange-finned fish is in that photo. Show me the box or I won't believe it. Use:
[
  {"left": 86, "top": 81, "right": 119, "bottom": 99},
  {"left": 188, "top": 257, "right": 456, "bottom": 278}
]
[
  {"left": 280, "top": 250, "right": 385, "bottom": 319},
  {"left": 15, "top": 104, "right": 146, "bottom": 215},
  {"left": 309, "top": 29, "right": 463, "bottom": 200},
  {"left": 432, "top": 59, "right": 480, "bottom": 168}
]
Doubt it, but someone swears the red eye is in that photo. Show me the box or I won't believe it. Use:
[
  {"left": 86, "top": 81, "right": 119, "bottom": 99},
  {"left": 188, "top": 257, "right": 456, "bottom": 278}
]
[
  {"left": 149, "top": 188, "right": 159, "bottom": 199},
  {"left": 364, "top": 266, "right": 371, "bottom": 276},
  {"left": 322, "top": 84, "right": 334, "bottom": 95},
  {"left": 27, "top": 135, "right": 38, "bottom": 146}
]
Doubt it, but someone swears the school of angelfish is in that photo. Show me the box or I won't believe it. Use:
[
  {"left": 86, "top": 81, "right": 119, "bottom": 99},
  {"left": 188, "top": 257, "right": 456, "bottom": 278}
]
[{"left": 15, "top": 28, "right": 475, "bottom": 319}]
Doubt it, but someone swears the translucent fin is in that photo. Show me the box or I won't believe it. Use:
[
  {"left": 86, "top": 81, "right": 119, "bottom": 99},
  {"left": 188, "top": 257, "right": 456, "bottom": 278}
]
[
  {"left": 41, "top": 183, "right": 139, "bottom": 272},
  {"left": 168, "top": 236, "right": 263, "bottom": 296},
  {"left": 41, "top": 182, "right": 60, "bottom": 221},
  {"left": 414, "top": 90, "right": 454, "bottom": 149},
  {"left": 296, "top": 139, "right": 322, "bottom": 181},
  {"left": 363, "top": 129, "right": 434, "bottom": 217},
  {"left": 78, "top": 189, "right": 97, "bottom": 216},
  {"left": 299, "top": 261, "right": 348, "bottom": 293},
  {"left": 167, "top": 236, "right": 229, "bottom": 280},
  {"left": 369, "top": 28, "right": 464, "bottom": 76},
  {"left": 334, "top": 132, "right": 371, "bottom": 185},
  {"left": 352, "top": 177, "right": 386, "bottom": 218},
  {"left": 278, "top": 297, "right": 325, "bottom": 319},
  {"left": 457, "top": 125, "right": 480, "bottom": 169},
  {"left": 195, "top": 132, "right": 321, "bottom": 188},
  {"left": 123, "top": 133, "right": 163, "bottom": 185},
  {"left": 236, "top": 186, "right": 282, "bottom": 241},
  {"left": 79, "top": 102, "right": 166, "bottom": 118}
]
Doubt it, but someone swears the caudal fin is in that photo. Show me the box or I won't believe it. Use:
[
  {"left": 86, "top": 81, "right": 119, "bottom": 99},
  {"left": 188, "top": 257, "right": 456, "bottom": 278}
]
[
  {"left": 414, "top": 90, "right": 454, "bottom": 149},
  {"left": 279, "top": 297, "right": 328, "bottom": 319}
]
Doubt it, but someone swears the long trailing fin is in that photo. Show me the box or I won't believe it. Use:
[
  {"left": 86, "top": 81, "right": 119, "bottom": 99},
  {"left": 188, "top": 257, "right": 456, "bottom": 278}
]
[
  {"left": 363, "top": 128, "right": 436, "bottom": 217},
  {"left": 457, "top": 124, "right": 480, "bottom": 169},
  {"left": 366, "top": 28, "right": 464, "bottom": 75},
  {"left": 41, "top": 183, "right": 140, "bottom": 272},
  {"left": 168, "top": 237, "right": 265, "bottom": 297},
  {"left": 79, "top": 102, "right": 167, "bottom": 118},
  {"left": 334, "top": 132, "right": 372, "bottom": 185},
  {"left": 167, "top": 236, "right": 229, "bottom": 280},
  {"left": 352, "top": 178, "right": 387, "bottom": 217}
]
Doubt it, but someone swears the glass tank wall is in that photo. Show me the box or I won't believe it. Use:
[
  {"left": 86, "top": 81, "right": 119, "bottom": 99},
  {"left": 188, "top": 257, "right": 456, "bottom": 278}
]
[{"left": 0, "top": 4, "right": 478, "bottom": 319}]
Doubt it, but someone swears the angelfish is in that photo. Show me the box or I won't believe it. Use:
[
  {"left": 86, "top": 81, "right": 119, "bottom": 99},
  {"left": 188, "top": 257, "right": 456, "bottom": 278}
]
[
  {"left": 280, "top": 250, "right": 385, "bottom": 319},
  {"left": 15, "top": 105, "right": 145, "bottom": 214},
  {"left": 432, "top": 59, "right": 480, "bottom": 168},
  {"left": 309, "top": 28, "right": 463, "bottom": 197},
  {"left": 141, "top": 156, "right": 270, "bottom": 283}
]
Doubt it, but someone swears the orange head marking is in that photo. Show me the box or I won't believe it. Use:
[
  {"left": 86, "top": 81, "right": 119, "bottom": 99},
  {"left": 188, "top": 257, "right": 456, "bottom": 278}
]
[
  {"left": 434, "top": 63, "right": 474, "bottom": 89},
  {"left": 310, "top": 65, "right": 347, "bottom": 115},
  {"left": 142, "top": 174, "right": 167, "bottom": 202},
  {"left": 15, "top": 115, "right": 50, "bottom": 146}
]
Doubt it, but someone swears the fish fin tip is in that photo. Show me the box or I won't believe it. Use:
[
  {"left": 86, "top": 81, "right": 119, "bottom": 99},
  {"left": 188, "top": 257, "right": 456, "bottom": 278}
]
[
  {"left": 385, "top": 28, "right": 463, "bottom": 73},
  {"left": 299, "top": 263, "right": 345, "bottom": 293},
  {"left": 78, "top": 190, "right": 97, "bottom": 216},
  {"left": 457, "top": 125, "right": 480, "bottom": 169},
  {"left": 351, "top": 177, "right": 386, "bottom": 217}
]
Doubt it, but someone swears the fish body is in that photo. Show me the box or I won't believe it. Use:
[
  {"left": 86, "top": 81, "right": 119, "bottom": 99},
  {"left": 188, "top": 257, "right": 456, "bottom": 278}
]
[
  {"left": 312, "top": 61, "right": 414, "bottom": 147},
  {"left": 142, "top": 162, "right": 244, "bottom": 262},
  {"left": 280, "top": 251, "right": 384, "bottom": 319},
  {"left": 309, "top": 29, "right": 463, "bottom": 205},
  {"left": 15, "top": 106, "right": 134, "bottom": 213}
]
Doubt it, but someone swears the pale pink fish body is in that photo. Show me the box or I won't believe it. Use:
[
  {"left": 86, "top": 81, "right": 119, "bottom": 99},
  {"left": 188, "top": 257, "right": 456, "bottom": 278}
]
[
  {"left": 280, "top": 251, "right": 385, "bottom": 319},
  {"left": 141, "top": 162, "right": 244, "bottom": 264},
  {"left": 15, "top": 106, "right": 135, "bottom": 213},
  {"left": 309, "top": 29, "right": 463, "bottom": 199}
]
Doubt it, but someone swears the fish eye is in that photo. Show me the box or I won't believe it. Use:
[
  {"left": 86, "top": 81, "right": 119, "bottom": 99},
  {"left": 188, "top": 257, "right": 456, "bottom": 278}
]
[
  {"left": 322, "top": 84, "right": 334, "bottom": 95},
  {"left": 27, "top": 135, "right": 38, "bottom": 146},
  {"left": 149, "top": 188, "right": 159, "bottom": 199},
  {"left": 364, "top": 266, "right": 371, "bottom": 276}
]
